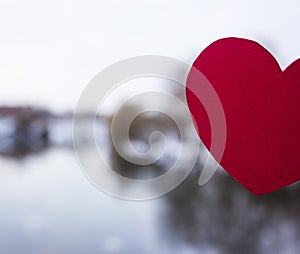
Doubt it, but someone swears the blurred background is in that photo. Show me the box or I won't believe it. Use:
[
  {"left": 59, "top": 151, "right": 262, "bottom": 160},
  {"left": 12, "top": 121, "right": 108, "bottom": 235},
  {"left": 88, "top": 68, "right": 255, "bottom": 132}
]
[{"left": 0, "top": 0, "right": 300, "bottom": 253}]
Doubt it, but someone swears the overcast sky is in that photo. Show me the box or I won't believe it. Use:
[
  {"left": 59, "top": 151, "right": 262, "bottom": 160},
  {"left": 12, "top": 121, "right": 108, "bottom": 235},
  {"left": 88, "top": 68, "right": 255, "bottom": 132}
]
[{"left": 0, "top": 0, "right": 299, "bottom": 112}]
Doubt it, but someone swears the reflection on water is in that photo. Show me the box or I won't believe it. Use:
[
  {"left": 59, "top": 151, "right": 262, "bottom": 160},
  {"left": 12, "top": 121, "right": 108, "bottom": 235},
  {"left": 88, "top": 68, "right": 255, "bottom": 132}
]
[{"left": 1, "top": 148, "right": 300, "bottom": 254}]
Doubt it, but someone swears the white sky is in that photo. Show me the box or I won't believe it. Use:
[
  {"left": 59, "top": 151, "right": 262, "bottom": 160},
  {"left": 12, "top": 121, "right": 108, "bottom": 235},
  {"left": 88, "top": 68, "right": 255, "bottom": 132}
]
[{"left": 0, "top": 0, "right": 299, "bottom": 113}]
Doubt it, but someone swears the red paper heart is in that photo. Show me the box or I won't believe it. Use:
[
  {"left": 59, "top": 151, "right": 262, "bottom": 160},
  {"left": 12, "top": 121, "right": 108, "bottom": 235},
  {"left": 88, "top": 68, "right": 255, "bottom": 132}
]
[{"left": 186, "top": 37, "right": 300, "bottom": 195}]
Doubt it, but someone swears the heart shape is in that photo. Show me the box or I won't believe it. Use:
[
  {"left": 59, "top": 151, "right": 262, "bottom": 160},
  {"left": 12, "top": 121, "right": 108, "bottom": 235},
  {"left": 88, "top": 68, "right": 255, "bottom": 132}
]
[{"left": 186, "top": 37, "right": 300, "bottom": 195}]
